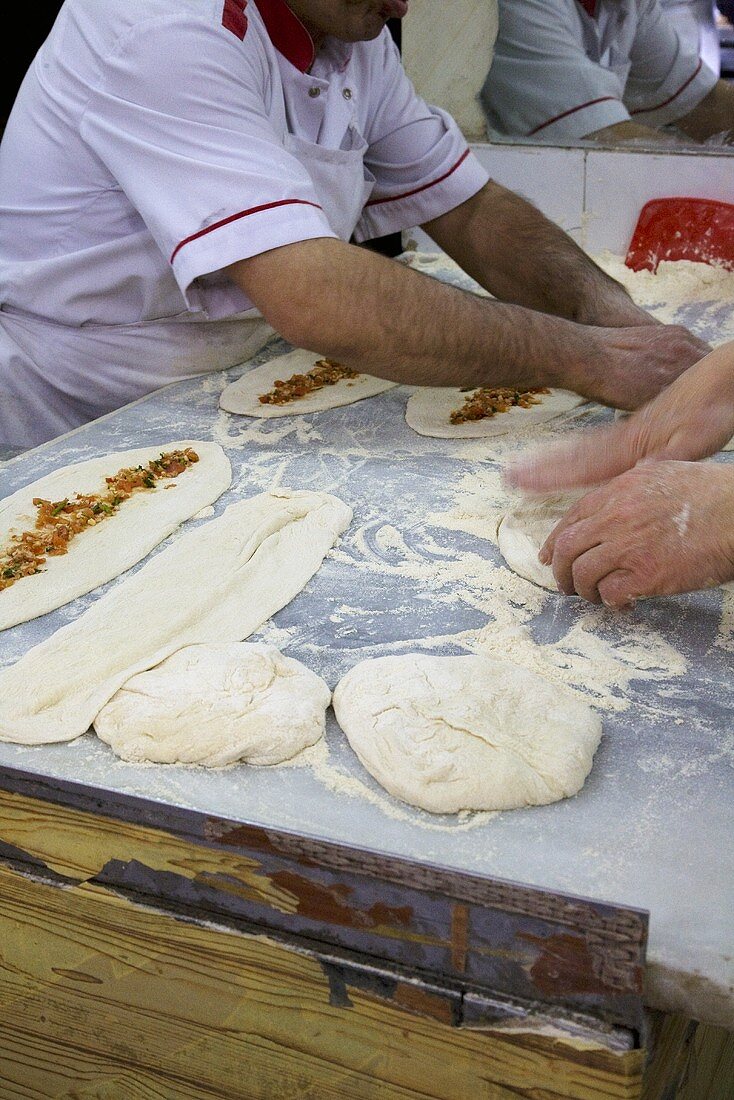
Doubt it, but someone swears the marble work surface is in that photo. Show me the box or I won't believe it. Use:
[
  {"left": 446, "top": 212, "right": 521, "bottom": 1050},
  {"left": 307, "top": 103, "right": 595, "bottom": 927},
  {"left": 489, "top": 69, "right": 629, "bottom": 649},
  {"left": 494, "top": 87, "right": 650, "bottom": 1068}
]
[{"left": 0, "top": 256, "right": 732, "bottom": 1030}]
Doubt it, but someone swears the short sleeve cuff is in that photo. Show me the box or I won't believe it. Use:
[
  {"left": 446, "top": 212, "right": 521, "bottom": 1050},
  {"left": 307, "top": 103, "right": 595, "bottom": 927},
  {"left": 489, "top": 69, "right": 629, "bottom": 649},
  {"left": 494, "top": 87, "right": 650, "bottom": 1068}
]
[
  {"left": 530, "top": 97, "right": 631, "bottom": 142},
  {"left": 354, "top": 150, "right": 489, "bottom": 241},
  {"left": 171, "top": 202, "right": 338, "bottom": 318}
]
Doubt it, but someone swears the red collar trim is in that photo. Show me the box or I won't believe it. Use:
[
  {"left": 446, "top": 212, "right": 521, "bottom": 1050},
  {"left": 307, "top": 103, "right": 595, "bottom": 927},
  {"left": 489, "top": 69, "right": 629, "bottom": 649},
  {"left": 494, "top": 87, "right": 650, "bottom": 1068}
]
[
  {"left": 577, "top": 0, "right": 597, "bottom": 15},
  {"left": 254, "top": 0, "right": 315, "bottom": 73}
]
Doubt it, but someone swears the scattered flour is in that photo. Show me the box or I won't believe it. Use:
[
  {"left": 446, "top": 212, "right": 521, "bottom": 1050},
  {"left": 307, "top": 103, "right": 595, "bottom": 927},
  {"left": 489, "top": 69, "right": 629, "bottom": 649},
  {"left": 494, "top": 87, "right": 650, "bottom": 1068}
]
[
  {"left": 593, "top": 253, "right": 734, "bottom": 343},
  {"left": 672, "top": 503, "right": 690, "bottom": 538},
  {"left": 283, "top": 737, "right": 498, "bottom": 831},
  {"left": 716, "top": 584, "right": 734, "bottom": 652}
]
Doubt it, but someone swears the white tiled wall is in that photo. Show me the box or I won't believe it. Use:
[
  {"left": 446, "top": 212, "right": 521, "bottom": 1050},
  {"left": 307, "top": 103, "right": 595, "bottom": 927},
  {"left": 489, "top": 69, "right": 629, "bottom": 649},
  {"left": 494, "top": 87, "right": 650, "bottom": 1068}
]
[{"left": 406, "top": 144, "right": 734, "bottom": 256}]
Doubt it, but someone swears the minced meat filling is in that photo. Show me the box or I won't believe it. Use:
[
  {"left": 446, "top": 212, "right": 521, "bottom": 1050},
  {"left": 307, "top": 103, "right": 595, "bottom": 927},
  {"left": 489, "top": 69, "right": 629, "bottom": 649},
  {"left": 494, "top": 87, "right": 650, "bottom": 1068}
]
[
  {"left": 450, "top": 386, "right": 551, "bottom": 424},
  {"left": 259, "top": 358, "right": 358, "bottom": 404},
  {"left": 0, "top": 448, "right": 199, "bottom": 593}
]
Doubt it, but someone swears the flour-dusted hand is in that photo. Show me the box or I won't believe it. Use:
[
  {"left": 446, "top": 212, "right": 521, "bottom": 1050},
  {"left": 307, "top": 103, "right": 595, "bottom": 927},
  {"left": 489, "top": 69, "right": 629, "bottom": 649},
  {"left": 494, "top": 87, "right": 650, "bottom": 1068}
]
[
  {"left": 508, "top": 339, "right": 734, "bottom": 493},
  {"left": 538, "top": 461, "right": 734, "bottom": 608}
]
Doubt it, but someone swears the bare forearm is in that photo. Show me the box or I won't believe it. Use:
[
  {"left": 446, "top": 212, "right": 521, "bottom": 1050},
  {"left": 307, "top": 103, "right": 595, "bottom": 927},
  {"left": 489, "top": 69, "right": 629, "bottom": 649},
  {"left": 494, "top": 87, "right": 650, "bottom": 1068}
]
[
  {"left": 586, "top": 120, "right": 680, "bottom": 146},
  {"left": 227, "top": 235, "right": 709, "bottom": 408},
  {"left": 422, "top": 180, "right": 652, "bottom": 328},
  {"left": 677, "top": 81, "right": 734, "bottom": 143},
  {"left": 227, "top": 236, "right": 593, "bottom": 390}
]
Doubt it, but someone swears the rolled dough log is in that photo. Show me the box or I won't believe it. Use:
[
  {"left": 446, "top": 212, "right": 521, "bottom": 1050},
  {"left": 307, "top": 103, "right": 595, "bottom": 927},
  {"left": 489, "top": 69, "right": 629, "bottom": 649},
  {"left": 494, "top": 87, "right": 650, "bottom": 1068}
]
[
  {"left": 94, "top": 642, "right": 331, "bottom": 767},
  {"left": 333, "top": 654, "right": 602, "bottom": 813},
  {"left": 405, "top": 387, "right": 585, "bottom": 439},
  {"left": 0, "top": 489, "right": 351, "bottom": 745},
  {"left": 497, "top": 494, "right": 582, "bottom": 592},
  {"left": 0, "top": 441, "right": 231, "bottom": 631},
  {"left": 220, "top": 348, "right": 396, "bottom": 416}
]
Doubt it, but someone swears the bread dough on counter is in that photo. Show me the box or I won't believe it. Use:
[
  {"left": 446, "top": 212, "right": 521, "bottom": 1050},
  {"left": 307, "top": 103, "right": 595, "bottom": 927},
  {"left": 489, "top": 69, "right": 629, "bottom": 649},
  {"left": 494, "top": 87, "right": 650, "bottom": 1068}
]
[
  {"left": 497, "top": 494, "right": 583, "bottom": 592},
  {"left": 405, "top": 387, "right": 585, "bottom": 439},
  {"left": 95, "top": 642, "right": 330, "bottom": 766},
  {"left": 0, "top": 441, "right": 231, "bottom": 631},
  {"left": 220, "top": 348, "right": 396, "bottom": 417},
  {"left": 0, "top": 489, "right": 351, "bottom": 745},
  {"left": 333, "top": 653, "right": 601, "bottom": 813}
]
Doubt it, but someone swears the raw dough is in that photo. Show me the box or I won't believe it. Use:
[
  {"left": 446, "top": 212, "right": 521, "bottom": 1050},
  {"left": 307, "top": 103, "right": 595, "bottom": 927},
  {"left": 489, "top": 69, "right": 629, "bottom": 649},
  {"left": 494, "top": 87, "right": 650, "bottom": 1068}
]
[
  {"left": 0, "top": 441, "right": 231, "bottom": 631},
  {"left": 497, "top": 494, "right": 582, "bottom": 591},
  {"left": 94, "top": 642, "right": 330, "bottom": 767},
  {"left": 0, "top": 489, "right": 351, "bottom": 745},
  {"left": 220, "top": 348, "right": 396, "bottom": 416},
  {"left": 405, "top": 387, "right": 585, "bottom": 439},
  {"left": 332, "top": 654, "right": 602, "bottom": 813}
]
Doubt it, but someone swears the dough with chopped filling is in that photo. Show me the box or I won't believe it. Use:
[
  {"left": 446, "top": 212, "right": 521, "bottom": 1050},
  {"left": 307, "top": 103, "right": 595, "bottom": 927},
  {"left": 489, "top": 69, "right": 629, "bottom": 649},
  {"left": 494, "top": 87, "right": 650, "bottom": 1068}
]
[
  {"left": 405, "top": 387, "right": 585, "bottom": 439},
  {"left": 220, "top": 348, "right": 396, "bottom": 416}
]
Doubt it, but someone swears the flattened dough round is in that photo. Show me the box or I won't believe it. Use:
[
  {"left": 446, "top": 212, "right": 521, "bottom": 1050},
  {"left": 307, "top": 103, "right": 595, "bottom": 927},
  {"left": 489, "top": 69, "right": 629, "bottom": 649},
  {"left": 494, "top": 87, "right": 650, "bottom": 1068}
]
[
  {"left": 497, "top": 494, "right": 582, "bottom": 591},
  {"left": 94, "top": 642, "right": 331, "bottom": 766},
  {"left": 405, "top": 387, "right": 585, "bottom": 439},
  {"left": 220, "top": 348, "right": 396, "bottom": 416},
  {"left": 0, "top": 441, "right": 231, "bottom": 631},
  {"left": 332, "top": 654, "right": 601, "bottom": 813}
]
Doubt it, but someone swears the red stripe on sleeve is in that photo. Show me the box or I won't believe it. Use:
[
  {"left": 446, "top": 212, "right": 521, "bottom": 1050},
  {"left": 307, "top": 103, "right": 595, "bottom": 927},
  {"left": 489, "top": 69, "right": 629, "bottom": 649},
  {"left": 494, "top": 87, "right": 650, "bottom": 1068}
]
[
  {"left": 170, "top": 198, "right": 323, "bottom": 264},
  {"left": 528, "top": 96, "right": 618, "bottom": 136},
  {"left": 364, "top": 149, "right": 471, "bottom": 209},
  {"left": 630, "top": 60, "right": 703, "bottom": 115}
]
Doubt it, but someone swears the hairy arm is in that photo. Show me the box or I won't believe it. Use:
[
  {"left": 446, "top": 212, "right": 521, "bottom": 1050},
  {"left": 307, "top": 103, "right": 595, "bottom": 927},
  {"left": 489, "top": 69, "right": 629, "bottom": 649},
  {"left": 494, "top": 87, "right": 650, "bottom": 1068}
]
[
  {"left": 675, "top": 80, "right": 734, "bottom": 143},
  {"left": 422, "top": 180, "right": 655, "bottom": 328},
  {"left": 228, "top": 235, "right": 598, "bottom": 391},
  {"left": 226, "top": 229, "right": 708, "bottom": 408},
  {"left": 584, "top": 120, "right": 680, "bottom": 146}
]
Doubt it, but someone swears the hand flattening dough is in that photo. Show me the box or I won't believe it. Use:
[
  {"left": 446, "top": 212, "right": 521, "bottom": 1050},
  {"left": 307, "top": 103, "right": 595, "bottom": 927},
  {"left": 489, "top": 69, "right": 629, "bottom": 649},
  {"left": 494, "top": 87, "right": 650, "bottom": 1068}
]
[
  {"left": 614, "top": 409, "right": 734, "bottom": 451},
  {"left": 405, "top": 387, "right": 585, "bottom": 439},
  {"left": 0, "top": 489, "right": 351, "bottom": 745},
  {"left": 333, "top": 654, "right": 602, "bottom": 813},
  {"left": 94, "top": 643, "right": 331, "bottom": 767},
  {"left": 0, "top": 441, "right": 231, "bottom": 631},
  {"left": 497, "top": 494, "right": 584, "bottom": 591},
  {"left": 219, "top": 348, "right": 396, "bottom": 416}
]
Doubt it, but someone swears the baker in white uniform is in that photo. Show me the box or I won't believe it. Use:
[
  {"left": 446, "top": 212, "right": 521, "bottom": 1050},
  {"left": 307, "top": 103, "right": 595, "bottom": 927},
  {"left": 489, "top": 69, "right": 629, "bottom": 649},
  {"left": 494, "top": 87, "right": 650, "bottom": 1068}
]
[
  {"left": 482, "top": 0, "right": 734, "bottom": 144},
  {"left": 0, "top": 0, "right": 709, "bottom": 453}
]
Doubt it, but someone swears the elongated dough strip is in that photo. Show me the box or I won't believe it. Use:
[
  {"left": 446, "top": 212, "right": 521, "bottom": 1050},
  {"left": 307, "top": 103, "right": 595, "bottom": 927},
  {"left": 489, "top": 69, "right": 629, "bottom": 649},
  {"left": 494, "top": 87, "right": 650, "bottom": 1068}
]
[
  {"left": 0, "top": 441, "right": 231, "bottom": 631},
  {"left": 0, "top": 489, "right": 351, "bottom": 745}
]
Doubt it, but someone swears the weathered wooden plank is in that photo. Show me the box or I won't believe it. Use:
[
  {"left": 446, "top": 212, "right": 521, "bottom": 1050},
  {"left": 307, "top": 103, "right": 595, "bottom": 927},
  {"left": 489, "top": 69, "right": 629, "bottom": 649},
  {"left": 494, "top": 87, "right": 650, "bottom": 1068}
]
[
  {"left": 0, "top": 863, "right": 645, "bottom": 1100},
  {"left": 0, "top": 786, "right": 647, "bottom": 1033},
  {"left": 641, "top": 1010, "right": 734, "bottom": 1099}
]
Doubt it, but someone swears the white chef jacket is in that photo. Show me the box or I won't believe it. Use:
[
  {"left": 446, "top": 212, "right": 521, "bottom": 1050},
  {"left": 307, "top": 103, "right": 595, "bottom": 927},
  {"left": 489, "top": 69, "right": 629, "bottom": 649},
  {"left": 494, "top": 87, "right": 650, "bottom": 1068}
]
[
  {"left": 0, "top": 0, "right": 489, "bottom": 451},
  {"left": 660, "top": 0, "right": 720, "bottom": 75},
  {"left": 481, "top": 0, "right": 718, "bottom": 142}
]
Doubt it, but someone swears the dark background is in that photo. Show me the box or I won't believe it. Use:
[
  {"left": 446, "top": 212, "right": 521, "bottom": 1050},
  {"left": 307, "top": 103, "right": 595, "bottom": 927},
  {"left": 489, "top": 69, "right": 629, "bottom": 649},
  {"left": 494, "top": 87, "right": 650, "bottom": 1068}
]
[{"left": 1, "top": 8, "right": 401, "bottom": 129}]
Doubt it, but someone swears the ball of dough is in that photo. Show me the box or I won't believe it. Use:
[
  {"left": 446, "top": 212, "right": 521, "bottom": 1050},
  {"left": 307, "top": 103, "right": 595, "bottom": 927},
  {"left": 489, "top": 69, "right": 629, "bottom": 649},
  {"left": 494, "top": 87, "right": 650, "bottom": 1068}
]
[
  {"left": 94, "top": 643, "right": 330, "bottom": 766},
  {"left": 333, "top": 654, "right": 601, "bottom": 813},
  {"left": 498, "top": 493, "right": 585, "bottom": 591}
]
